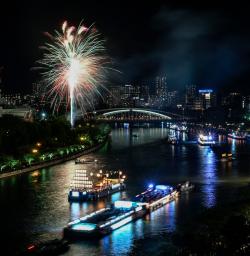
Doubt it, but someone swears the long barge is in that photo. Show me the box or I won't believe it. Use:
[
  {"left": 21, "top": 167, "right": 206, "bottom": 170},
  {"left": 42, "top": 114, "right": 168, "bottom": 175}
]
[
  {"left": 68, "top": 170, "right": 126, "bottom": 202},
  {"left": 64, "top": 182, "right": 192, "bottom": 239}
]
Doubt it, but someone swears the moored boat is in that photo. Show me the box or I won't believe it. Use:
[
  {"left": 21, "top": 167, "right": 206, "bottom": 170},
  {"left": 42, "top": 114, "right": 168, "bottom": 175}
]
[{"left": 228, "top": 132, "right": 247, "bottom": 140}]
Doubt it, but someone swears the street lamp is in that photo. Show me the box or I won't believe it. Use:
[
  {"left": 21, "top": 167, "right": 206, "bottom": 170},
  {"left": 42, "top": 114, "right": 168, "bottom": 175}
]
[{"left": 32, "top": 149, "right": 38, "bottom": 154}]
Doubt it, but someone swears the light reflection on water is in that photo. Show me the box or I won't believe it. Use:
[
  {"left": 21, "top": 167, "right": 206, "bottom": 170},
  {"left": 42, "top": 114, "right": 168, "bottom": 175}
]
[
  {"left": 0, "top": 127, "right": 249, "bottom": 255},
  {"left": 199, "top": 147, "right": 217, "bottom": 208}
]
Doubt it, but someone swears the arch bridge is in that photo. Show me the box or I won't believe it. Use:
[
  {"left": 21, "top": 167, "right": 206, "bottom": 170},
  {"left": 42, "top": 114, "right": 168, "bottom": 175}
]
[{"left": 80, "top": 108, "right": 188, "bottom": 122}]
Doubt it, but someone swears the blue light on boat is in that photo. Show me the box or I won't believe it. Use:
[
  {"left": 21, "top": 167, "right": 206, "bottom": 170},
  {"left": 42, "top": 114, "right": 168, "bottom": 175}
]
[
  {"left": 114, "top": 201, "right": 135, "bottom": 209},
  {"left": 155, "top": 185, "right": 169, "bottom": 190},
  {"left": 111, "top": 216, "right": 133, "bottom": 230},
  {"left": 148, "top": 184, "right": 154, "bottom": 189},
  {"left": 71, "top": 223, "right": 96, "bottom": 231}
]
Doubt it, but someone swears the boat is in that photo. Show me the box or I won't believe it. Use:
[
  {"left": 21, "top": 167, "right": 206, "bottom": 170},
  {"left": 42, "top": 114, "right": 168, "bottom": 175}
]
[
  {"left": 198, "top": 134, "right": 215, "bottom": 146},
  {"left": 64, "top": 201, "right": 147, "bottom": 239},
  {"left": 64, "top": 182, "right": 191, "bottom": 239},
  {"left": 18, "top": 239, "right": 70, "bottom": 256},
  {"left": 210, "top": 144, "right": 234, "bottom": 161},
  {"left": 75, "top": 158, "right": 98, "bottom": 164},
  {"left": 177, "top": 181, "right": 195, "bottom": 192},
  {"left": 220, "top": 152, "right": 233, "bottom": 161},
  {"left": 68, "top": 170, "right": 126, "bottom": 202},
  {"left": 133, "top": 184, "right": 180, "bottom": 211},
  {"left": 132, "top": 134, "right": 138, "bottom": 138},
  {"left": 228, "top": 132, "right": 247, "bottom": 140},
  {"left": 168, "top": 135, "right": 179, "bottom": 145}
]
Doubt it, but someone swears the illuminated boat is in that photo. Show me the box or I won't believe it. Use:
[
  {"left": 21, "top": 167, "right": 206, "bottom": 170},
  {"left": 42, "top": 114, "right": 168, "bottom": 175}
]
[
  {"left": 64, "top": 184, "right": 184, "bottom": 239},
  {"left": 68, "top": 170, "right": 126, "bottom": 202},
  {"left": 220, "top": 152, "right": 233, "bottom": 161},
  {"left": 228, "top": 132, "right": 247, "bottom": 140},
  {"left": 133, "top": 184, "right": 180, "bottom": 211},
  {"left": 168, "top": 135, "right": 179, "bottom": 145},
  {"left": 63, "top": 201, "right": 147, "bottom": 239},
  {"left": 176, "top": 181, "right": 195, "bottom": 192},
  {"left": 198, "top": 134, "right": 215, "bottom": 146}
]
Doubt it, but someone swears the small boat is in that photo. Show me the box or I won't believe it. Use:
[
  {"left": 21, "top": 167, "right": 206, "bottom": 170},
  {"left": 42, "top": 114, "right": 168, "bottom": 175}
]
[
  {"left": 198, "top": 134, "right": 215, "bottom": 146},
  {"left": 220, "top": 152, "right": 233, "bottom": 161},
  {"left": 75, "top": 158, "right": 98, "bottom": 164},
  {"left": 75, "top": 158, "right": 85, "bottom": 164},
  {"left": 228, "top": 132, "right": 247, "bottom": 140},
  {"left": 168, "top": 135, "right": 179, "bottom": 145},
  {"left": 177, "top": 181, "right": 195, "bottom": 192},
  {"left": 18, "top": 239, "right": 70, "bottom": 256},
  {"left": 132, "top": 134, "right": 138, "bottom": 138}
]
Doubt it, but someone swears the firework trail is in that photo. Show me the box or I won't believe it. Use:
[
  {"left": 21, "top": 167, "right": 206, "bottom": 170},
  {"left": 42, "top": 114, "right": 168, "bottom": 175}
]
[{"left": 38, "top": 20, "right": 109, "bottom": 127}]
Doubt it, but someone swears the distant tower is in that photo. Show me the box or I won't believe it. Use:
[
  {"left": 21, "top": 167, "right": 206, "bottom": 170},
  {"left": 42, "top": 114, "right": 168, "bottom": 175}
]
[{"left": 155, "top": 76, "right": 167, "bottom": 108}]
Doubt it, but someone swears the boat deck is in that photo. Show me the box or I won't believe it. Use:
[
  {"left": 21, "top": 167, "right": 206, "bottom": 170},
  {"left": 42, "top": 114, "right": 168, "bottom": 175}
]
[{"left": 134, "top": 185, "right": 172, "bottom": 204}]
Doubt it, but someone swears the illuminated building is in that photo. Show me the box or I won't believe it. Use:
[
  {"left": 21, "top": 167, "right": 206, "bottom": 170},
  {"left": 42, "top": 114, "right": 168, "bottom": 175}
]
[
  {"left": 155, "top": 76, "right": 167, "bottom": 108},
  {"left": 198, "top": 89, "right": 216, "bottom": 110}
]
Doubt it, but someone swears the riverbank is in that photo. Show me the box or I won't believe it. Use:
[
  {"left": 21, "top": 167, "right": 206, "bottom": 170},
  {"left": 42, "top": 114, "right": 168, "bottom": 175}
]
[{"left": 0, "top": 138, "right": 108, "bottom": 180}]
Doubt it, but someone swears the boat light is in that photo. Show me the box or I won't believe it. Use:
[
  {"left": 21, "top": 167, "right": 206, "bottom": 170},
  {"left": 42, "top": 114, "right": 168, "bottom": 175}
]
[
  {"left": 114, "top": 201, "right": 135, "bottom": 209},
  {"left": 71, "top": 223, "right": 96, "bottom": 231},
  {"left": 155, "top": 185, "right": 170, "bottom": 191},
  {"left": 148, "top": 184, "right": 154, "bottom": 189},
  {"left": 111, "top": 216, "right": 132, "bottom": 230},
  {"left": 72, "top": 191, "right": 79, "bottom": 197},
  {"left": 27, "top": 245, "right": 35, "bottom": 251},
  {"left": 135, "top": 206, "right": 142, "bottom": 212}
]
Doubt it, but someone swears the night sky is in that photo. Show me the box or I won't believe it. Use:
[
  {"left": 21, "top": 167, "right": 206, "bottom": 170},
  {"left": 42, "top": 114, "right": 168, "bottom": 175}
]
[{"left": 0, "top": 1, "right": 250, "bottom": 93}]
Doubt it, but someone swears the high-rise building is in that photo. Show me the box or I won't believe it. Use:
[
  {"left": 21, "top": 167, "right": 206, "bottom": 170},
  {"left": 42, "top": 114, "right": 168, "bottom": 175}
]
[
  {"left": 185, "top": 85, "right": 196, "bottom": 104},
  {"left": 198, "top": 89, "right": 216, "bottom": 110},
  {"left": 155, "top": 76, "right": 167, "bottom": 108},
  {"left": 185, "top": 85, "right": 198, "bottom": 109},
  {"left": 106, "top": 85, "right": 123, "bottom": 108},
  {"left": 167, "top": 91, "right": 179, "bottom": 107},
  {"left": 156, "top": 76, "right": 167, "bottom": 98},
  {"left": 221, "top": 92, "right": 242, "bottom": 109}
]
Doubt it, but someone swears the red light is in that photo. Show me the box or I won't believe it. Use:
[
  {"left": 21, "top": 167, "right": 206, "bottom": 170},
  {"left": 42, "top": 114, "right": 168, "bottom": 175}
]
[{"left": 27, "top": 245, "right": 35, "bottom": 250}]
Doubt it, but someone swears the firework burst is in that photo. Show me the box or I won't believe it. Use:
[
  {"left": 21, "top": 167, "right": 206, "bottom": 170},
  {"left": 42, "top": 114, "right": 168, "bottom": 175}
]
[{"left": 38, "top": 20, "right": 108, "bottom": 127}]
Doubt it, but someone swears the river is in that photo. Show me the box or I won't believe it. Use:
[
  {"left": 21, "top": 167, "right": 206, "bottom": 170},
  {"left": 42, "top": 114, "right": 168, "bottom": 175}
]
[{"left": 0, "top": 127, "right": 250, "bottom": 255}]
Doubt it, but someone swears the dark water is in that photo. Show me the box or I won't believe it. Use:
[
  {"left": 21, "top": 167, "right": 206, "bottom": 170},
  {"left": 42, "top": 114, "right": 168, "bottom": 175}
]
[{"left": 0, "top": 127, "right": 250, "bottom": 256}]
